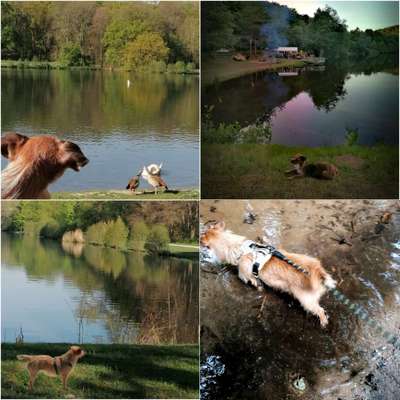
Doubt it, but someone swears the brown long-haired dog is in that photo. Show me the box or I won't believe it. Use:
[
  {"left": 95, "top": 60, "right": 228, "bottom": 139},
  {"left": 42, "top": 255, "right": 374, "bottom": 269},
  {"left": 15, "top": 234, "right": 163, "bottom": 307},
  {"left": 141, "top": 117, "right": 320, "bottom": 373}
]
[
  {"left": 17, "top": 346, "right": 86, "bottom": 391},
  {"left": 1, "top": 132, "right": 89, "bottom": 199},
  {"left": 200, "top": 221, "right": 336, "bottom": 327},
  {"left": 285, "top": 153, "right": 338, "bottom": 180}
]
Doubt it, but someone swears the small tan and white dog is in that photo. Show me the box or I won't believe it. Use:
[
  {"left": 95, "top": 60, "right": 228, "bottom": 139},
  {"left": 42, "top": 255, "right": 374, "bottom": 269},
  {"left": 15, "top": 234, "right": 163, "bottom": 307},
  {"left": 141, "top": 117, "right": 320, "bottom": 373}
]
[
  {"left": 17, "top": 346, "right": 86, "bottom": 391},
  {"left": 200, "top": 221, "right": 336, "bottom": 327}
]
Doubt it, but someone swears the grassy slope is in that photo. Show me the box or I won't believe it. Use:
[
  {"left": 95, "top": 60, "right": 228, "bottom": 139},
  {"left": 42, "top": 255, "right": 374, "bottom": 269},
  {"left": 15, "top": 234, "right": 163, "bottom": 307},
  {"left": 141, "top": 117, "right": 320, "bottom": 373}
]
[
  {"left": 202, "top": 144, "right": 399, "bottom": 199},
  {"left": 168, "top": 243, "right": 199, "bottom": 259},
  {"left": 202, "top": 56, "right": 306, "bottom": 86},
  {"left": 1, "top": 343, "right": 199, "bottom": 399},
  {"left": 52, "top": 189, "right": 199, "bottom": 200}
]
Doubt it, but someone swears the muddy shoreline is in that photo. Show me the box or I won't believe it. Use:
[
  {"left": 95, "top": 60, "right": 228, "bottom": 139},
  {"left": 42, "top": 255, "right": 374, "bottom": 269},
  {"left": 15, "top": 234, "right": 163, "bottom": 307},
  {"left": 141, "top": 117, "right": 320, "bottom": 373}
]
[{"left": 200, "top": 200, "right": 400, "bottom": 400}]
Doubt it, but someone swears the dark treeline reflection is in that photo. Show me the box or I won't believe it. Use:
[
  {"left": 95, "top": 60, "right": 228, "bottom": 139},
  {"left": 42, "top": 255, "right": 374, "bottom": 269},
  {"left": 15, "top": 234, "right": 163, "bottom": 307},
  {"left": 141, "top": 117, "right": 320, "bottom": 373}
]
[
  {"left": 204, "top": 56, "right": 398, "bottom": 146},
  {"left": 2, "top": 233, "right": 198, "bottom": 344},
  {"left": 1, "top": 69, "right": 199, "bottom": 136}
]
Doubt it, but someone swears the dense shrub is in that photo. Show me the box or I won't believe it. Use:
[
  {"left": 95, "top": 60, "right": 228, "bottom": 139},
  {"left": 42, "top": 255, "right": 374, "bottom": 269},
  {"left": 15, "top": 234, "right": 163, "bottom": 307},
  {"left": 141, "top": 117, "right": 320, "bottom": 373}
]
[
  {"left": 127, "top": 220, "right": 150, "bottom": 251},
  {"left": 145, "top": 224, "right": 170, "bottom": 253}
]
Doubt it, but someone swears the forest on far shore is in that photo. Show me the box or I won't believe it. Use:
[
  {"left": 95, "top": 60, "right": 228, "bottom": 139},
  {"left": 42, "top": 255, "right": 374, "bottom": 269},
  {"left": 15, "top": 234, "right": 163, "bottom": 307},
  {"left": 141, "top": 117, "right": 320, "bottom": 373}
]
[
  {"left": 1, "top": 202, "right": 199, "bottom": 252},
  {"left": 1, "top": 1, "right": 199, "bottom": 70},
  {"left": 202, "top": 2, "right": 398, "bottom": 60}
]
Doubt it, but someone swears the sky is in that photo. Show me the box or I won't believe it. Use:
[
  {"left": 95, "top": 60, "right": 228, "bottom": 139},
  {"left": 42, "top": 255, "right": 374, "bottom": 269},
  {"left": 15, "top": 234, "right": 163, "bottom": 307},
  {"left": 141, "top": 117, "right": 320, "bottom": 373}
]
[{"left": 274, "top": 1, "right": 399, "bottom": 30}]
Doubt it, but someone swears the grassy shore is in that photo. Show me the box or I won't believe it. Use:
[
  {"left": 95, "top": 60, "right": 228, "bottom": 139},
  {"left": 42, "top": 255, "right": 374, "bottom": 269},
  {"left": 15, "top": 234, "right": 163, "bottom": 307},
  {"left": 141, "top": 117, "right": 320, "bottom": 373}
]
[
  {"left": 52, "top": 189, "right": 199, "bottom": 200},
  {"left": 202, "top": 144, "right": 399, "bottom": 199},
  {"left": 202, "top": 56, "right": 306, "bottom": 86},
  {"left": 167, "top": 243, "right": 199, "bottom": 259},
  {"left": 1, "top": 60, "right": 199, "bottom": 74},
  {"left": 1, "top": 343, "right": 199, "bottom": 399}
]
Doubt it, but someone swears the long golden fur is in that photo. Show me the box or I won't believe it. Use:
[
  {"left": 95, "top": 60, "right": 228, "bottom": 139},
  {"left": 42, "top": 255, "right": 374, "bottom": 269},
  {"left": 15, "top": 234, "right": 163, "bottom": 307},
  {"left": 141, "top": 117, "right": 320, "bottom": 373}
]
[
  {"left": 1, "top": 132, "right": 89, "bottom": 199},
  {"left": 200, "top": 221, "right": 336, "bottom": 327},
  {"left": 17, "top": 346, "right": 86, "bottom": 391}
]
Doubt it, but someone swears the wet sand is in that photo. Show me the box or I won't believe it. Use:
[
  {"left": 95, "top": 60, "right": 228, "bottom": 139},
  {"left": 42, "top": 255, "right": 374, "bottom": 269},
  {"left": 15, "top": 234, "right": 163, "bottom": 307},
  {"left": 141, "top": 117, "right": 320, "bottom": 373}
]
[{"left": 200, "top": 200, "right": 400, "bottom": 400}]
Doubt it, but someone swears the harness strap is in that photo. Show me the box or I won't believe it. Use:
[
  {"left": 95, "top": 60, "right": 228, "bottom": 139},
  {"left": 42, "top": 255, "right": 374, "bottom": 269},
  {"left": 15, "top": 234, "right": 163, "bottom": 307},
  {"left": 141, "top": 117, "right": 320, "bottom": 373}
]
[{"left": 249, "top": 242, "right": 309, "bottom": 276}]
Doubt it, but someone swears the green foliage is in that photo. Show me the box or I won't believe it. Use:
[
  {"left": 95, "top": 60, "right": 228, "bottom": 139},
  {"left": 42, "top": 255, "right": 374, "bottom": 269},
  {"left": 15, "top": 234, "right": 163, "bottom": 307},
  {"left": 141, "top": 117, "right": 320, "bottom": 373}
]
[
  {"left": 149, "top": 60, "right": 167, "bottom": 73},
  {"left": 128, "top": 220, "right": 150, "bottom": 251},
  {"left": 145, "top": 224, "right": 170, "bottom": 254},
  {"left": 103, "top": 19, "right": 149, "bottom": 67},
  {"left": 124, "top": 32, "right": 169, "bottom": 69},
  {"left": 1, "top": 2, "right": 199, "bottom": 68},
  {"left": 104, "top": 216, "right": 129, "bottom": 249},
  {"left": 59, "top": 43, "right": 84, "bottom": 66},
  {"left": 345, "top": 128, "right": 359, "bottom": 146},
  {"left": 85, "top": 217, "right": 128, "bottom": 250},
  {"left": 202, "top": 105, "right": 271, "bottom": 144},
  {"left": 40, "top": 219, "right": 63, "bottom": 240}
]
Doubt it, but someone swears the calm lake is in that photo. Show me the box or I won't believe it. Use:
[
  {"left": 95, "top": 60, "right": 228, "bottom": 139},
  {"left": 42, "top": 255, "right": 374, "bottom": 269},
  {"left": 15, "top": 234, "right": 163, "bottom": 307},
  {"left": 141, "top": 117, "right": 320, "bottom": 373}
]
[
  {"left": 1, "top": 233, "right": 199, "bottom": 344},
  {"left": 1, "top": 69, "right": 199, "bottom": 191},
  {"left": 204, "top": 60, "right": 399, "bottom": 146}
]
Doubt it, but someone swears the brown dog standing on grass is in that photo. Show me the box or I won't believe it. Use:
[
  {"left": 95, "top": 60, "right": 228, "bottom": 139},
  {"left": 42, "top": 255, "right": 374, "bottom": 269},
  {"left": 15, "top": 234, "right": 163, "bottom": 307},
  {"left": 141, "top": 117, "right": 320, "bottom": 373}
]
[
  {"left": 200, "top": 221, "right": 336, "bottom": 327},
  {"left": 1, "top": 132, "right": 89, "bottom": 199},
  {"left": 17, "top": 346, "right": 86, "bottom": 391}
]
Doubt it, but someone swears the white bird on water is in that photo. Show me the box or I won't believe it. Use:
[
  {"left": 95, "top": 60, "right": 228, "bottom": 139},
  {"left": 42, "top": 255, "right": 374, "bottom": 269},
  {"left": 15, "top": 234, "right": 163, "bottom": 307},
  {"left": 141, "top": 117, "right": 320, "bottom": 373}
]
[{"left": 127, "top": 79, "right": 131, "bottom": 88}]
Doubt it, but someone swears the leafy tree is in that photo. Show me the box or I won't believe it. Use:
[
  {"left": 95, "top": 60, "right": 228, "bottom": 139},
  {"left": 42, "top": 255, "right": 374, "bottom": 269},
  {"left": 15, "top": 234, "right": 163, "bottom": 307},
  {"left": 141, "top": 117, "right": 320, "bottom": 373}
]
[
  {"left": 145, "top": 224, "right": 170, "bottom": 254},
  {"left": 128, "top": 220, "right": 150, "bottom": 251},
  {"left": 104, "top": 217, "right": 129, "bottom": 249},
  {"left": 103, "top": 18, "right": 149, "bottom": 66},
  {"left": 124, "top": 32, "right": 169, "bottom": 69}
]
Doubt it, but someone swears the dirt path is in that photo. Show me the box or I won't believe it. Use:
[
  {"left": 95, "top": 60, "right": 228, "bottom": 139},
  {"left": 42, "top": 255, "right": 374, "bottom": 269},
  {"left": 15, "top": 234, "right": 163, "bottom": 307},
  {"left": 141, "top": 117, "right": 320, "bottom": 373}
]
[{"left": 200, "top": 200, "right": 400, "bottom": 400}]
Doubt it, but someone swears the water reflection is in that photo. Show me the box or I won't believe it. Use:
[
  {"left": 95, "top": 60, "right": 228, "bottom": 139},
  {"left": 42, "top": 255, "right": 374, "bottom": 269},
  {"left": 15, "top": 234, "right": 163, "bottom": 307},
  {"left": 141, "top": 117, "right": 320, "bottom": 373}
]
[
  {"left": 204, "top": 60, "right": 399, "bottom": 147},
  {"left": 1, "top": 70, "right": 199, "bottom": 190},
  {"left": 1, "top": 233, "right": 198, "bottom": 344}
]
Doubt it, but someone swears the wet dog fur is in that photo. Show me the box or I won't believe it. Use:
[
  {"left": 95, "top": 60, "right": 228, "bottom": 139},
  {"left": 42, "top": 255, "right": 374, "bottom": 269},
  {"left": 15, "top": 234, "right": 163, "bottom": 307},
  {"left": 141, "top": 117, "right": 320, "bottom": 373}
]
[
  {"left": 17, "top": 346, "right": 86, "bottom": 391},
  {"left": 200, "top": 221, "right": 336, "bottom": 327},
  {"left": 1, "top": 132, "right": 89, "bottom": 199}
]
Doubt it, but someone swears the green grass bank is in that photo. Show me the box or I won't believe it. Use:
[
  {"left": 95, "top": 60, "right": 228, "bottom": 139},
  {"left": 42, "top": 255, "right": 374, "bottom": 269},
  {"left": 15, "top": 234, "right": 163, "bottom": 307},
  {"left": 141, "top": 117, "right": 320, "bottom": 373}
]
[
  {"left": 1, "top": 343, "right": 199, "bottom": 399},
  {"left": 202, "top": 56, "right": 306, "bottom": 86},
  {"left": 52, "top": 189, "right": 199, "bottom": 200},
  {"left": 202, "top": 143, "right": 399, "bottom": 199}
]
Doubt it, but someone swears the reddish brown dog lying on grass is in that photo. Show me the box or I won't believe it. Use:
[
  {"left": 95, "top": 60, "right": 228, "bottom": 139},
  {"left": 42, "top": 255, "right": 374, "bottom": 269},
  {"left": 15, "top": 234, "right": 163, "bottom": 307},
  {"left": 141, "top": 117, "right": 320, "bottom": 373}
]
[
  {"left": 200, "top": 221, "right": 336, "bottom": 327},
  {"left": 1, "top": 132, "right": 89, "bottom": 199},
  {"left": 17, "top": 346, "right": 86, "bottom": 391},
  {"left": 285, "top": 153, "right": 338, "bottom": 180}
]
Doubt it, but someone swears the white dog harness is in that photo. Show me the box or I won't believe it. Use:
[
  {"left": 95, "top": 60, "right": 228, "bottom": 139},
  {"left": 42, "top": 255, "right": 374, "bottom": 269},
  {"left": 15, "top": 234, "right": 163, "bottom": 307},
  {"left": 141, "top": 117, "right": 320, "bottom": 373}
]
[{"left": 239, "top": 240, "right": 309, "bottom": 277}]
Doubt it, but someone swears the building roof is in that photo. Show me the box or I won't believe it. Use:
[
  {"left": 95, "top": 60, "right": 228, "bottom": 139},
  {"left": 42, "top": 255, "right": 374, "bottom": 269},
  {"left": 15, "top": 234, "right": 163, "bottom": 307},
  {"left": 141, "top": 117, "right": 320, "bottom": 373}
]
[{"left": 276, "top": 47, "right": 298, "bottom": 52}]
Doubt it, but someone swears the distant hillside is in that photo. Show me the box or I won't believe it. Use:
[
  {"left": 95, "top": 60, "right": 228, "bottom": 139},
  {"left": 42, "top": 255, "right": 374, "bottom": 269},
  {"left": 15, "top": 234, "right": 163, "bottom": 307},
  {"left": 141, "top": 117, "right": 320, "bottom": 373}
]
[{"left": 376, "top": 25, "right": 399, "bottom": 35}]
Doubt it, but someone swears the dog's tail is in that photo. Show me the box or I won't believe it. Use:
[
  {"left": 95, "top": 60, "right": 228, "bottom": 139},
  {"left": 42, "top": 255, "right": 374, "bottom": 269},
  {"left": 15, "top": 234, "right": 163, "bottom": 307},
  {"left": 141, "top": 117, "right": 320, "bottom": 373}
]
[{"left": 17, "top": 355, "right": 33, "bottom": 362}]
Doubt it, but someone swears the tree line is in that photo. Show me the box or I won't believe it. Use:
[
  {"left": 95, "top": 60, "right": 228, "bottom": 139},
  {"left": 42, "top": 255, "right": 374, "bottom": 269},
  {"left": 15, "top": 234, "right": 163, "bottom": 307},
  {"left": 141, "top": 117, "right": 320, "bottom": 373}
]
[
  {"left": 1, "top": 1, "right": 199, "bottom": 68},
  {"left": 202, "top": 1, "right": 398, "bottom": 61},
  {"left": 1, "top": 201, "right": 198, "bottom": 246}
]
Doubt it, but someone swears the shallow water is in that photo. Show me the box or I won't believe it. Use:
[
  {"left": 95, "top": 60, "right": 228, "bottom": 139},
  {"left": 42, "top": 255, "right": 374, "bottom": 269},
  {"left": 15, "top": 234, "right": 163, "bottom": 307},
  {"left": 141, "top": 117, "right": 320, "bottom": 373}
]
[
  {"left": 200, "top": 200, "right": 400, "bottom": 399},
  {"left": 203, "top": 62, "right": 399, "bottom": 147},
  {"left": 1, "top": 69, "right": 199, "bottom": 191},
  {"left": 1, "top": 233, "right": 198, "bottom": 344}
]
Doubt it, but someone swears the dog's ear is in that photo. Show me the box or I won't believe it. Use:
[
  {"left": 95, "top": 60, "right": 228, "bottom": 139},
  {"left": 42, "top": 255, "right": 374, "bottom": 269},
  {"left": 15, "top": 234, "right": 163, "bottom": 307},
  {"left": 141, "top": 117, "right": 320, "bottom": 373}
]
[
  {"left": 298, "top": 154, "right": 306, "bottom": 162},
  {"left": 1, "top": 133, "right": 29, "bottom": 160},
  {"left": 70, "top": 346, "right": 81, "bottom": 354}
]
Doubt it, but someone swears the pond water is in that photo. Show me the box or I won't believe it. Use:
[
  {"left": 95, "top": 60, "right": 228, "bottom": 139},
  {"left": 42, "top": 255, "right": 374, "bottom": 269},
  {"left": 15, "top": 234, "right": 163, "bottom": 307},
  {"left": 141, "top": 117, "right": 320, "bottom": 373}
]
[
  {"left": 1, "top": 233, "right": 199, "bottom": 344},
  {"left": 200, "top": 200, "right": 400, "bottom": 400},
  {"left": 203, "top": 61, "right": 399, "bottom": 147},
  {"left": 1, "top": 69, "right": 199, "bottom": 191}
]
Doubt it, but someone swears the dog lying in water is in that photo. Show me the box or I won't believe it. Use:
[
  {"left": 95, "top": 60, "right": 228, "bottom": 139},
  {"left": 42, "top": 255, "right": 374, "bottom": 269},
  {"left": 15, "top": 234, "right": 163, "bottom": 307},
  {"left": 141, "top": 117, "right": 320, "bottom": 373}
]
[
  {"left": 200, "top": 221, "right": 336, "bottom": 327},
  {"left": 17, "top": 346, "right": 85, "bottom": 391},
  {"left": 285, "top": 153, "right": 338, "bottom": 180}
]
